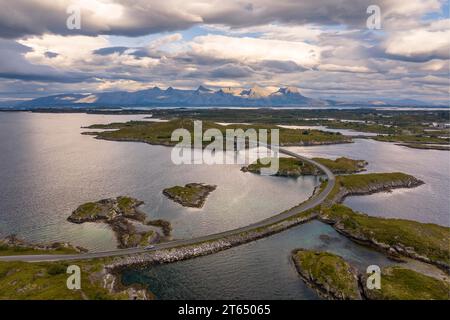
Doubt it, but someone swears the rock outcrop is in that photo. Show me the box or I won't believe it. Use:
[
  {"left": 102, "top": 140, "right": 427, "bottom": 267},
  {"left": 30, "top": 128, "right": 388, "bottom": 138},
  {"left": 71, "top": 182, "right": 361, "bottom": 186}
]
[
  {"left": 0, "top": 234, "right": 87, "bottom": 253},
  {"left": 292, "top": 249, "right": 361, "bottom": 300},
  {"left": 68, "top": 196, "right": 171, "bottom": 249},
  {"left": 163, "top": 183, "right": 217, "bottom": 208}
]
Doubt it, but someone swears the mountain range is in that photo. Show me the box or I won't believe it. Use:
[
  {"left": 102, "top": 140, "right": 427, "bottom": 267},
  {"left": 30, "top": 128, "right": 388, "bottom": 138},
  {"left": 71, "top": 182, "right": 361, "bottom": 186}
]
[
  {"left": 10, "top": 85, "right": 444, "bottom": 109},
  {"left": 18, "top": 86, "right": 330, "bottom": 108}
]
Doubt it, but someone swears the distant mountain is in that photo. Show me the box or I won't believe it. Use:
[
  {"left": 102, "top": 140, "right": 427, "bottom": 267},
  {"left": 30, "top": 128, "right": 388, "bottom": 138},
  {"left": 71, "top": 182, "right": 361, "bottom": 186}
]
[{"left": 19, "top": 86, "right": 327, "bottom": 108}]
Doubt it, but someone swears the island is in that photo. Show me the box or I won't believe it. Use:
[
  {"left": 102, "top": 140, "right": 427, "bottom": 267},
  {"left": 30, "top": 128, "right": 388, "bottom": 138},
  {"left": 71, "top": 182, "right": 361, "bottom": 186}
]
[
  {"left": 68, "top": 196, "right": 171, "bottom": 248},
  {"left": 163, "top": 183, "right": 217, "bottom": 208},
  {"left": 129, "top": 108, "right": 449, "bottom": 151},
  {"left": 291, "top": 249, "right": 449, "bottom": 300},
  {"left": 324, "top": 172, "right": 424, "bottom": 205},
  {"left": 361, "top": 266, "right": 449, "bottom": 300},
  {"left": 84, "top": 119, "right": 353, "bottom": 147},
  {"left": 241, "top": 156, "right": 367, "bottom": 177},
  {"left": 320, "top": 204, "right": 450, "bottom": 271},
  {"left": 292, "top": 249, "right": 361, "bottom": 300},
  {"left": 315, "top": 172, "right": 450, "bottom": 271}
]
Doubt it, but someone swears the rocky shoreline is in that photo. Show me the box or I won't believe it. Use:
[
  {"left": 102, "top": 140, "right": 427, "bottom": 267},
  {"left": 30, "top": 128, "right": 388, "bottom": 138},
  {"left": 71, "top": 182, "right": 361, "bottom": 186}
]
[
  {"left": 162, "top": 183, "right": 217, "bottom": 208},
  {"left": 324, "top": 174, "right": 424, "bottom": 206},
  {"left": 105, "top": 209, "right": 318, "bottom": 272},
  {"left": 292, "top": 249, "right": 361, "bottom": 300},
  {"left": 292, "top": 249, "right": 449, "bottom": 300},
  {"left": 67, "top": 196, "right": 171, "bottom": 248},
  {"left": 317, "top": 174, "right": 450, "bottom": 271},
  {"left": 396, "top": 143, "right": 450, "bottom": 151},
  {"left": 320, "top": 206, "right": 450, "bottom": 272},
  {"left": 0, "top": 234, "right": 88, "bottom": 254},
  {"left": 106, "top": 173, "right": 437, "bottom": 273}
]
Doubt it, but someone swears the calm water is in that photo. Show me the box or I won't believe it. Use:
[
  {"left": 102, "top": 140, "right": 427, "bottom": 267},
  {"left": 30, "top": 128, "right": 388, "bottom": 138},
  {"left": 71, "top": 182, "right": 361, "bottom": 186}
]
[
  {"left": 0, "top": 112, "right": 448, "bottom": 299},
  {"left": 122, "top": 220, "right": 394, "bottom": 300},
  {"left": 288, "top": 139, "right": 450, "bottom": 226},
  {"left": 0, "top": 112, "right": 317, "bottom": 251},
  {"left": 124, "top": 128, "right": 449, "bottom": 300}
]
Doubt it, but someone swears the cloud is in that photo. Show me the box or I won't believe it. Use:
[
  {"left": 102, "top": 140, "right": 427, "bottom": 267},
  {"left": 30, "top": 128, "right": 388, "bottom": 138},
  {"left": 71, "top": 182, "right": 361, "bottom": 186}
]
[
  {"left": 189, "top": 34, "right": 321, "bottom": 68},
  {"left": 210, "top": 64, "right": 254, "bottom": 78},
  {"left": 1, "top": 0, "right": 444, "bottom": 39},
  {"left": 0, "top": 39, "right": 89, "bottom": 82},
  {"left": 0, "top": 0, "right": 448, "bottom": 104},
  {"left": 383, "top": 19, "right": 450, "bottom": 61},
  {"left": 318, "top": 64, "right": 372, "bottom": 73},
  {"left": 93, "top": 46, "right": 130, "bottom": 56},
  {"left": 0, "top": 0, "right": 202, "bottom": 38}
]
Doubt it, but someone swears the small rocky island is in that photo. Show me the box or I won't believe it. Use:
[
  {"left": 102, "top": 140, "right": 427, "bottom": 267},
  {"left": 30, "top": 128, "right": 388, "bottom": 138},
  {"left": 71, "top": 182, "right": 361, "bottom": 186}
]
[
  {"left": 241, "top": 157, "right": 367, "bottom": 177},
  {"left": 68, "top": 196, "right": 171, "bottom": 248},
  {"left": 292, "top": 249, "right": 361, "bottom": 300},
  {"left": 292, "top": 249, "right": 449, "bottom": 300},
  {"left": 163, "top": 183, "right": 217, "bottom": 208}
]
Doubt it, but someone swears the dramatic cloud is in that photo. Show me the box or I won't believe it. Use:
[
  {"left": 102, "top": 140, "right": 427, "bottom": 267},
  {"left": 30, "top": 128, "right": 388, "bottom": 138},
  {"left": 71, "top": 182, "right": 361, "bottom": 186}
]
[
  {"left": 383, "top": 19, "right": 450, "bottom": 61},
  {"left": 0, "top": 0, "right": 448, "bottom": 103},
  {"left": 189, "top": 35, "right": 321, "bottom": 68}
]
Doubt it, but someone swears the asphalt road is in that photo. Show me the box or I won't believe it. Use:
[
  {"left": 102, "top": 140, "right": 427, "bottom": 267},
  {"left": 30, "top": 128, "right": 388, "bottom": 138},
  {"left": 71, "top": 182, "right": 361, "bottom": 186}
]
[{"left": 0, "top": 145, "right": 335, "bottom": 263}]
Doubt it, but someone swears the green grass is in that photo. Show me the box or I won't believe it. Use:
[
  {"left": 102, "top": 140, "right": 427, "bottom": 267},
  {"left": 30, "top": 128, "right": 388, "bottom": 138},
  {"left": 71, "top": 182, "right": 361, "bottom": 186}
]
[
  {"left": 116, "top": 196, "right": 141, "bottom": 215},
  {"left": 117, "top": 196, "right": 134, "bottom": 209},
  {"left": 322, "top": 204, "right": 450, "bottom": 265},
  {"left": 162, "top": 184, "right": 214, "bottom": 207},
  {"left": 244, "top": 157, "right": 314, "bottom": 176},
  {"left": 397, "top": 143, "right": 450, "bottom": 151},
  {"left": 327, "top": 121, "right": 397, "bottom": 134},
  {"left": 0, "top": 260, "right": 127, "bottom": 300},
  {"left": 324, "top": 172, "right": 422, "bottom": 205},
  {"left": 337, "top": 172, "right": 417, "bottom": 190},
  {"left": 365, "top": 267, "right": 449, "bottom": 300},
  {"left": 314, "top": 157, "right": 367, "bottom": 173},
  {"left": 139, "top": 231, "right": 157, "bottom": 246},
  {"left": 244, "top": 157, "right": 366, "bottom": 176},
  {"left": 86, "top": 119, "right": 352, "bottom": 147},
  {"left": 292, "top": 249, "right": 360, "bottom": 299},
  {"left": 0, "top": 245, "right": 79, "bottom": 256},
  {"left": 72, "top": 202, "right": 103, "bottom": 219},
  {"left": 164, "top": 185, "right": 199, "bottom": 202},
  {"left": 374, "top": 134, "right": 449, "bottom": 144}
]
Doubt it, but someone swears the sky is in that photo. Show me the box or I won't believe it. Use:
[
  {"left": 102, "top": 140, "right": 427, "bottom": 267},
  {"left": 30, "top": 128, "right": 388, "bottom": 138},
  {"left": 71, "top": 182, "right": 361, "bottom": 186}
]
[{"left": 0, "top": 0, "right": 449, "bottom": 104}]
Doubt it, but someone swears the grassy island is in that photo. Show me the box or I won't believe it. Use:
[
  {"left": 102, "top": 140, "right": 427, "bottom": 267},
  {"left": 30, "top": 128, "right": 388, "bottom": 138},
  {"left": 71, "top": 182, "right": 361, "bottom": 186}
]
[
  {"left": 292, "top": 249, "right": 361, "bottom": 300},
  {"left": 68, "top": 196, "right": 145, "bottom": 223},
  {"left": 85, "top": 119, "right": 352, "bottom": 147},
  {"left": 163, "top": 183, "right": 217, "bottom": 208},
  {"left": 325, "top": 172, "right": 424, "bottom": 204},
  {"left": 362, "top": 266, "right": 449, "bottom": 300},
  {"left": 396, "top": 143, "right": 450, "bottom": 151},
  {"left": 320, "top": 204, "right": 450, "bottom": 269},
  {"left": 242, "top": 157, "right": 367, "bottom": 177},
  {"left": 373, "top": 134, "right": 449, "bottom": 145},
  {"left": 68, "top": 196, "right": 170, "bottom": 248}
]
